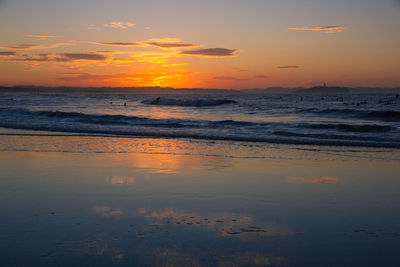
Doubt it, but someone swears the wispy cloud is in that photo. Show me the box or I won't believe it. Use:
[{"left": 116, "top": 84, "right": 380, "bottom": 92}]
[
  {"left": 145, "top": 41, "right": 198, "bottom": 49},
  {"left": 288, "top": 25, "right": 348, "bottom": 34},
  {"left": 62, "top": 53, "right": 106, "bottom": 61},
  {"left": 5, "top": 52, "right": 106, "bottom": 63},
  {"left": 93, "top": 38, "right": 199, "bottom": 50},
  {"left": 180, "top": 48, "right": 237, "bottom": 57},
  {"left": 277, "top": 66, "right": 301, "bottom": 69},
  {"left": 57, "top": 72, "right": 132, "bottom": 82},
  {"left": 0, "top": 51, "right": 17, "bottom": 56},
  {"left": 25, "top": 35, "right": 56, "bottom": 40},
  {"left": 95, "top": 42, "right": 142, "bottom": 46},
  {"left": 214, "top": 75, "right": 267, "bottom": 82},
  {"left": 0, "top": 42, "right": 73, "bottom": 50},
  {"left": 104, "top": 21, "right": 135, "bottom": 29}
]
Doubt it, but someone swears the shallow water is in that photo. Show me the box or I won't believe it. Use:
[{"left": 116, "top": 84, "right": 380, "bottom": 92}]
[{"left": 0, "top": 135, "right": 399, "bottom": 266}]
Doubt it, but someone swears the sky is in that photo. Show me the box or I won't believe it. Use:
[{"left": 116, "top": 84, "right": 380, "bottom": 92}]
[{"left": 0, "top": 0, "right": 399, "bottom": 89}]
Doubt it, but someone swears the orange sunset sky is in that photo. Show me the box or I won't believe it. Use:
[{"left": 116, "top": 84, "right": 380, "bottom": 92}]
[{"left": 0, "top": 0, "right": 399, "bottom": 89}]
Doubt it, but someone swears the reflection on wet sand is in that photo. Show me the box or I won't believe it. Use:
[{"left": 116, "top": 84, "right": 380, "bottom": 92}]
[
  {"left": 105, "top": 176, "right": 136, "bottom": 185},
  {"left": 1, "top": 145, "right": 400, "bottom": 266},
  {"left": 127, "top": 151, "right": 233, "bottom": 174},
  {"left": 94, "top": 206, "right": 123, "bottom": 217},
  {"left": 80, "top": 233, "right": 125, "bottom": 263},
  {"left": 131, "top": 208, "right": 292, "bottom": 240},
  {"left": 150, "top": 250, "right": 287, "bottom": 267},
  {"left": 286, "top": 176, "right": 340, "bottom": 184},
  {"left": 84, "top": 205, "right": 291, "bottom": 265},
  {"left": 80, "top": 234, "right": 287, "bottom": 266}
]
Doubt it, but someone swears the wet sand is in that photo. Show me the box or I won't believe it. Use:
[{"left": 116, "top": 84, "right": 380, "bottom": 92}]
[{"left": 0, "top": 135, "right": 400, "bottom": 266}]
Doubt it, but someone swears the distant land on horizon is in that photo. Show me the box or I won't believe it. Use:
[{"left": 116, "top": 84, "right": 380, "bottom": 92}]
[{"left": 0, "top": 85, "right": 399, "bottom": 94}]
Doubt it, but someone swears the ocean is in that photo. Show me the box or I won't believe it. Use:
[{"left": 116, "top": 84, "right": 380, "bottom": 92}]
[{"left": 0, "top": 92, "right": 399, "bottom": 149}]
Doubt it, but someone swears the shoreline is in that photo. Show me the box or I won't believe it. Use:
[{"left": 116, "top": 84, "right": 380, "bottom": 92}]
[{"left": 0, "top": 133, "right": 399, "bottom": 161}]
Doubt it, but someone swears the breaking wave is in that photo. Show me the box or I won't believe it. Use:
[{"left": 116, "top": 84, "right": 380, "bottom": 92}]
[{"left": 0, "top": 108, "right": 399, "bottom": 148}]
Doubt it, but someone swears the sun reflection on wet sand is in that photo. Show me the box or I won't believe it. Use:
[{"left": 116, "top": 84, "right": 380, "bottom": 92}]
[
  {"left": 94, "top": 206, "right": 123, "bottom": 217},
  {"left": 286, "top": 176, "right": 340, "bottom": 184},
  {"left": 105, "top": 176, "right": 136, "bottom": 185}
]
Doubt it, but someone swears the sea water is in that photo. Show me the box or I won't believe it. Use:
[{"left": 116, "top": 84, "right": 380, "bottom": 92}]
[{"left": 0, "top": 92, "right": 399, "bottom": 149}]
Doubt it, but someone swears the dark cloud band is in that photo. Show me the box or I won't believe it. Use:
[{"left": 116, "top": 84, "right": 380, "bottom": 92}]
[{"left": 180, "top": 48, "right": 237, "bottom": 57}]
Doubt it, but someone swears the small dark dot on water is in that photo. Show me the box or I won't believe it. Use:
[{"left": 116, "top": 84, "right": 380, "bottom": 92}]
[{"left": 227, "top": 232, "right": 241, "bottom": 235}]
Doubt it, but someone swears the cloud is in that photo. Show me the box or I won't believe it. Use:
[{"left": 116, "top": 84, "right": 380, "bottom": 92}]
[
  {"left": 25, "top": 35, "right": 56, "bottom": 40},
  {"left": 0, "top": 42, "right": 73, "bottom": 50},
  {"left": 95, "top": 42, "right": 142, "bottom": 46},
  {"left": 0, "top": 51, "right": 17, "bottom": 56},
  {"left": 4, "top": 52, "right": 106, "bottom": 63},
  {"left": 277, "top": 66, "right": 301, "bottom": 69},
  {"left": 286, "top": 176, "right": 340, "bottom": 184},
  {"left": 62, "top": 53, "right": 106, "bottom": 60},
  {"left": 144, "top": 41, "right": 198, "bottom": 49},
  {"left": 214, "top": 75, "right": 267, "bottom": 82},
  {"left": 93, "top": 38, "right": 199, "bottom": 50},
  {"left": 104, "top": 21, "right": 135, "bottom": 29},
  {"left": 180, "top": 48, "right": 237, "bottom": 57},
  {"left": 57, "top": 72, "right": 131, "bottom": 82},
  {"left": 94, "top": 50, "right": 119, "bottom": 54},
  {"left": 0, "top": 44, "right": 40, "bottom": 50},
  {"left": 288, "top": 25, "right": 348, "bottom": 34}
]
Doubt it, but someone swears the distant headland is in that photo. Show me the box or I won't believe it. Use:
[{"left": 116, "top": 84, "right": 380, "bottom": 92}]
[{"left": 294, "top": 85, "right": 350, "bottom": 94}]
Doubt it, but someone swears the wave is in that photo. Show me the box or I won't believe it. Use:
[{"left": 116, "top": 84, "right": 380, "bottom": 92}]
[
  {"left": 301, "top": 123, "right": 393, "bottom": 132},
  {"left": 300, "top": 108, "right": 400, "bottom": 122},
  {"left": 0, "top": 108, "right": 399, "bottom": 148},
  {"left": 141, "top": 97, "right": 237, "bottom": 107}
]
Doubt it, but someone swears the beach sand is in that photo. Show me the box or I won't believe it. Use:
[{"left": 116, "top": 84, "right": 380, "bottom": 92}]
[{"left": 0, "top": 135, "right": 399, "bottom": 266}]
